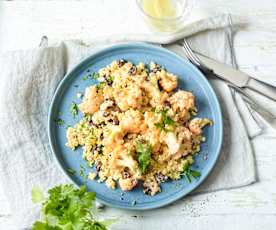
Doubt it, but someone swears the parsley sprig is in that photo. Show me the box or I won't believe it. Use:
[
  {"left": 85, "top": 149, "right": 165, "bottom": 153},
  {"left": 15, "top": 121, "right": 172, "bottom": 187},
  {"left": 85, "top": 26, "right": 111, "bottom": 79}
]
[
  {"left": 136, "top": 142, "right": 152, "bottom": 174},
  {"left": 154, "top": 108, "right": 175, "bottom": 132},
  {"left": 31, "top": 184, "right": 114, "bottom": 230},
  {"left": 181, "top": 161, "right": 201, "bottom": 183},
  {"left": 54, "top": 118, "right": 65, "bottom": 126},
  {"left": 70, "top": 102, "right": 78, "bottom": 118}
]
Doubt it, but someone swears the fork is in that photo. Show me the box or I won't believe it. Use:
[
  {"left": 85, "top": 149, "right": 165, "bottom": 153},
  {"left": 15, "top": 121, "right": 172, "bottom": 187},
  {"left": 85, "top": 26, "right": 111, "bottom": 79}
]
[{"left": 181, "top": 39, "right": 276, "bottom": 129}]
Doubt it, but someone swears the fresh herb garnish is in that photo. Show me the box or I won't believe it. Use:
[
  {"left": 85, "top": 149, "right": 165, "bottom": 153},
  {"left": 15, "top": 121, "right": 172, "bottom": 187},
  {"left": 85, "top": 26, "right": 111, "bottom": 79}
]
[
  {"left": 70, "top": 102, "right": 78, "bottom": 118},
  {"left": 54, "top": 118, "right": 65, "bottom": 126},
  {"left": 96, "top": 82, "right": 105, "bottom": 90},
  {"left": 80, "top": 165, "right": 88, "bottom": 181},
  {"left": 107, "top": 75, "right": 114, "bottom": 82},
  {"left": 136, "top": 142, "right": 152, "bottom": 174},
  {"left": 181, "top": 161, "right": 201, "bottom": 183},
  {"left": 67, "top": 168, "right": 76, "bottom": 175},
  {"left": 93, "top": 72, "right": 100, "bottom": 79},
  {"left": 82, "top": 75, "right": 89, "bottom": 81},
  {"left": 154, "top": 108, "right": 175, "bottom": 132},
  {"left": 31, "top": 184, "right": 114, "bottom": 230}
]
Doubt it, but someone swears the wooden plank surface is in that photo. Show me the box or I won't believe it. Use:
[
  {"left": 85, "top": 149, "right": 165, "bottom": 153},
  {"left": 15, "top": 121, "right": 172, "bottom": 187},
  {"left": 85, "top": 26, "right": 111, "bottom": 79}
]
[{"left": 0, "top": 0, "right": 276, "bottom": 229}]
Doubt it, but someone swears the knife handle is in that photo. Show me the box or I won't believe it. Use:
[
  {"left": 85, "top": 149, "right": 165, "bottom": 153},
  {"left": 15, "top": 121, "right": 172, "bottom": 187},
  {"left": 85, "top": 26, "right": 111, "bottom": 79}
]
[{"left": 244, "top": 78, "right": 276, "bottom": 102}]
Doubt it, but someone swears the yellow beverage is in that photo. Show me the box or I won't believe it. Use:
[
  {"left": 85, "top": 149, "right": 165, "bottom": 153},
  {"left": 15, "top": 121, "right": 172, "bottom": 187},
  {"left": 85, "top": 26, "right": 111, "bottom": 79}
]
[
  {"left": 142, "top": 0, "right": 177, "bottom": 19},
  {"left": 140, "top": 0, "right": 187, "bottom": 32}
]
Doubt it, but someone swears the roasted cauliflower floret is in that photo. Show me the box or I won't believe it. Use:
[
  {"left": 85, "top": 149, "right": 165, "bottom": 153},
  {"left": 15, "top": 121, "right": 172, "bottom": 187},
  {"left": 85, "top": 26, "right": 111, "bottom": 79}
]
[
  {"left": 114, "top": 83, "right": 144, "bottom": 111},
  {"left": 120, "top": 109, "right": 147, "bottom": 134},
  {"left": 143, "top": 177, "right": 161, "bottom": 196},
  {"left": 79, "top": 85, "right": 104, "bottom": 114},
  {"left": 189, "top": 118, "right": 211, "bottom": 135},
  {"left": 159, "top": 72, "right": 177, "bottom": 92},
  {"left": 118, "top": 177, "right": 138, "bottom": 191},
  {"left": 169, "top": 90, "right": 195, "bottom": 111},
  {"left": 141, "top": 81, "right": 168, "bottom": 107},
  {"left": 110, "top": 147, "right": 138, "bottom": 175}
]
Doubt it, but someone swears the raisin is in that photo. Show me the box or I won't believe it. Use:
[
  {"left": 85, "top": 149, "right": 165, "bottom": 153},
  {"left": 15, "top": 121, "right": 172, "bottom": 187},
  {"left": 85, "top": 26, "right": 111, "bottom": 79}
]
[
  {"left": 155, "top": 173, "right": 167, "bottom": 184},
  {"left": 112, "top": 117, "right": 119, "bottom": 125},
  {"left": 143, "top": 187, "right": 152, "bottom": 195},
  {"left": 150, "top": 64, "right": 162, "bottom": 73},
  {"left": 128, "top": 65, "right": 137, "bottom": 75},
  {"left": 122, "top": 170, "right": 131, "bottom": 179},
  {"left": 103, "top": 111, "right": 109, "bottom": 117},
  {"left": 96, "top": 162, "right": 102, "bottom": 172},
  {"left": 117, "top": 59, "right": 127, "bottom": 67}
]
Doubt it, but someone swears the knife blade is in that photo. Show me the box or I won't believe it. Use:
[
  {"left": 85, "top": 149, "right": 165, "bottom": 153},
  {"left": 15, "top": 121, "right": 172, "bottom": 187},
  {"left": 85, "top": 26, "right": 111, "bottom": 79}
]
[{"left": 195, "top": 53, "right": 276, "bottom": 101}]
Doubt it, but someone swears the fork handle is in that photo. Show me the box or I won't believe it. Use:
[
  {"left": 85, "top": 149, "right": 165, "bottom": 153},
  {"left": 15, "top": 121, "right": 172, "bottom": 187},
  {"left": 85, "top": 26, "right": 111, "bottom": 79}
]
[{"left": 244, "top": 78, "right": 276, "bottom": 102}]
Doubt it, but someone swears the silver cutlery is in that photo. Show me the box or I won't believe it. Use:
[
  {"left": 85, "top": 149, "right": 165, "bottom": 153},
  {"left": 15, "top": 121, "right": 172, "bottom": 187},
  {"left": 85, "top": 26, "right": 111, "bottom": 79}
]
[{"left": 181, "top": 39, "right": 276, "bottom": 129}]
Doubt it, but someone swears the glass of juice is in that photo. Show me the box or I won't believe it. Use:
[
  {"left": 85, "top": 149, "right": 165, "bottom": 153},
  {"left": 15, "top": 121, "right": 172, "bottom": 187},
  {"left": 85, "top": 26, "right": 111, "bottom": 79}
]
[{"left": 136, "top": 0, "right": 194, "bottom": 33}]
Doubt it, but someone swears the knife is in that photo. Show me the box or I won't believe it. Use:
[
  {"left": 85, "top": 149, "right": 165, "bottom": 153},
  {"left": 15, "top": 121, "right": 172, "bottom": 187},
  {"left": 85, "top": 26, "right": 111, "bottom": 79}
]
[{"left": 195, "top": 53, "right": 276, "bottom": 102}]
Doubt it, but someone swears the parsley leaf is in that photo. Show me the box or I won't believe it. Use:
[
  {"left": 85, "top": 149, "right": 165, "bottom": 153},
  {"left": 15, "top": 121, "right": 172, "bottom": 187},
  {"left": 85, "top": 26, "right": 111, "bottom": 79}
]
[
  {"left": 31, "top": 184, "right": 113, "bottom": 230},
  {"left": 70, "top": 102, "right": 78, "bottom": 118},
  {"left": 67, "top": 168, "right": 76, "bottom": 175},
  {"left": 54, "top": 118, "right": 65, "bottom": 126},
  {"left": 82, "top": 75, "right": 89, "bottom": 81},
  {"left": 136, "top": 142, "right": 152, "bottom": 174},
  {"left": 154, "top": 108, "right": 175, "bottom": 132},
  {"left": 80, "top": 165, "right": 88, "bottom": 182},
  {"left": 96, "top": 82, "right": 105, "bottom": 90},
  {"left": 93, "top": 72, "right": 100, "bottom": 79},
  {"left": 181, "top": 161, "right": 201, "bottom": 183}
]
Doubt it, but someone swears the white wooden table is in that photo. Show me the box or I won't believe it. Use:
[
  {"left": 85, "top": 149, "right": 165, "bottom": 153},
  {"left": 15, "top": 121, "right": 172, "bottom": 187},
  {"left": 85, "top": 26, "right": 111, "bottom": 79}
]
[{"left": 0, "top": 1, "right": 276, "bottom": 229}]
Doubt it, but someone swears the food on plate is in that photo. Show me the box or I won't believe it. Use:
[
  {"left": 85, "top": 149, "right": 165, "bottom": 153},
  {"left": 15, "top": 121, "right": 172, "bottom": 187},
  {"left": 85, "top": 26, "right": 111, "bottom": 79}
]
[{"left": 66, "top": 60, "right": 211, "bottom": 195}]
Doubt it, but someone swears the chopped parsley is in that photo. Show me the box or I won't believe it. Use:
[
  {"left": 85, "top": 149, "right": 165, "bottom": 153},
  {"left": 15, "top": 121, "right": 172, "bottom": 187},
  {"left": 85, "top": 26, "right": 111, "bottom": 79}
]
[
  {"left": 82, "top": 75, "right": 89, "bottom": 81},
  {"left": 31, "top": 184, "right": 114, "bottom": 229},
  {"left": 154, "top": 108, "right": 175, "bottom": 132},
  {"left": 82, "top": 72, "right": 100, "bottom": 81},
  {"left": 54, "top": 118, "right": 65, "bottom": 126},
  {"left": 67, "top": 168, "right": 76, "bottom": 175},
  {"left": 107, "top": 75, "right": 114, "bottom": 82},
  {"left": 93, "top": 72, "right": 100, "bottom": 79},
  {"left": 181, "top": 161, "right": 201, "bottom": 183},
  {"left": 136, "top": 142, "right": 152, "bottom": 174},
  {"left": 96, "top": 82, "right": 105, "bottom": 90},
  {"left": 70, "top": 102, "right": 78, "bottom": 118},
  {"left": 80, "top": 165, "right": 88, "bottom": 182}
]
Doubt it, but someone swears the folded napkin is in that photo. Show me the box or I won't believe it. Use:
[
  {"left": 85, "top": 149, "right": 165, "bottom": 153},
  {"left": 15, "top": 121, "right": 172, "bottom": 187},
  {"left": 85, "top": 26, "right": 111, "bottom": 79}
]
[{"left": 0, "top": 14, "right": 256, "bottom": 229}]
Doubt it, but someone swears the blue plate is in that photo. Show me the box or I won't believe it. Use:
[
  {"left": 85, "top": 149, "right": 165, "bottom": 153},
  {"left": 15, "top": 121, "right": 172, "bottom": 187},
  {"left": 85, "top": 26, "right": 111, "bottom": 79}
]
[{"left": 48, "top": 43, "right": 223, "bottom": 210}]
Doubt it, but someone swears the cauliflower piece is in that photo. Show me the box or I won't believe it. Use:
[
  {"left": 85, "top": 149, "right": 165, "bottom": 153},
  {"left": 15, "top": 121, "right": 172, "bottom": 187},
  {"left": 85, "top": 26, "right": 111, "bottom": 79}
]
[
  {"left": 114, "top": 83, "right": 144, "bottom": 111},
  {"left": 164, "top": 132, "right": 181, "bottom": 155},
  {"left": 143, "top": 177, "right": 161, "bottom": 196},
  {"left": 103, "top": 125, "right": 124, "bottom": 151},
  {"left": 159, "top": 72, "right": 177, "bottom": 92},
  {"left": 169, "top": 90, "right": 195, "bottom": 111},
  {"left": 79, "top": 85, "right": 104, "bottom": 114},
  {"left": 120, "top": 109, "right": 146, "bottom": 133},
  {"left": 176, "top": 126, "right": 192, "bottom": 142},
  {"left": 142, "top": 129, "right": 161, "bottom": 153},
  {"left": 141, "top": 81, "right": 168, "bottom": 107},
  {"left": 189, "top": 118, "right": 211, "bottom": 135},
  {"left": 111, "top": 153, "right": 138, "bottom": 174},
  {"left": 118, "top": 177, "right": 138, "bottom": 191},
  {"left": 65, "top": 127, "right": 79, "bottom": 149},
  {"left": 99, "top": 99, "right": 114, "bottom": 111}
]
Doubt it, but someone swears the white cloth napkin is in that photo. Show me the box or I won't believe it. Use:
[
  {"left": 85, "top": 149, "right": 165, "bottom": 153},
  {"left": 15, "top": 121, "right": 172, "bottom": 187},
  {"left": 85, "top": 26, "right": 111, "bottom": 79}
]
[{"left": 0, "top": 14, "right": 257, "bottom": 229}]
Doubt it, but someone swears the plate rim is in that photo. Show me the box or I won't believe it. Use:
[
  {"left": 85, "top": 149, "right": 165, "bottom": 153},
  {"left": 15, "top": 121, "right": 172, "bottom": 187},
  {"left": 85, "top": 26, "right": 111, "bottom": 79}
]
[{"left": 48, "top": 42, "right": 223, "bottom": 210}]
